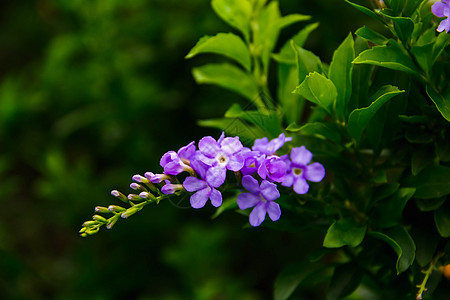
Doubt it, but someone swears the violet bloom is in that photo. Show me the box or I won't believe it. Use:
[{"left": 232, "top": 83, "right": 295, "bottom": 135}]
[
  {"left": 197, "top": 132, "right": 244, "bottom": 187},
  {"left": 282, "top": 146, "right": 325, "bottom": 194},
  {"left": 183, "top": 177, "right": 222, "bottom": 208},
  {"left": 160, "top": 141, "right": 196, "bottom": 175},
  {"left": 237, "top": 175, "right": 281, "bottom": 227},
  {"left": 240, "top": 147, "right": 262, "bottom": 176},
  {"left": 252, "top": 133, "right": 292, "bottom": 155},
  {"left": 258, "top": 155, "right": 287, "bottom": 183},
  {"left": 432, "top": 0, "right": 450, "bottom": 33}
]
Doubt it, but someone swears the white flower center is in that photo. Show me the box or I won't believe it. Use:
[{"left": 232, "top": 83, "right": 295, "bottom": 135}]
[{"left": 215, "top": 152, "right": 229, "bottom": 167}]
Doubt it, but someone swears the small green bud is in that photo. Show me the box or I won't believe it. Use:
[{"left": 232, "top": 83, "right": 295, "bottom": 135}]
[
  {"left": 139, "top": 191, "right": 156, "bottom": 201},
  {"left": 92, "top": 215, "right": 107, "bottom": 222},
  {"left": 106, "top": 217, "right": 119, "bottom": 229},
  {"left": 111, "top": 190, "right": 129, "bottom": 203},
  {"left": 95, "top": 206, "right": 110, "bottom": 213},
  {"left": 81, "top": 233, "right": 88, "bottom": 237},
  {"left": 121, "top": 207, "right": 141, "bottom": 219},
  {"left": 79, "top": 227, "right": 87, "bottom": 233},
  {"left": 82, "top": 220, "right": 98, "bottom": 227}
]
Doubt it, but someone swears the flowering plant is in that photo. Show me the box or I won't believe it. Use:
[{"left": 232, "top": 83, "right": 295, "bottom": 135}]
[{"left": 81, "top": 0, "right": 450, "bottom": 299}]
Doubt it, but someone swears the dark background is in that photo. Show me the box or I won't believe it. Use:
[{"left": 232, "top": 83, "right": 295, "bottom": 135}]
[{"left": 0, "top": 1, "right": 372, "bottom": 299}]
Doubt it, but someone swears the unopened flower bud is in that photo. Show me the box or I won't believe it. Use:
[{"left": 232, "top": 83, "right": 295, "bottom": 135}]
[
  {"left": 106, "top": 217, "right": 118, "bottom": 229},
  {"left": 95, "top": 206, "right": 110, "bottom": 213},
  {"left": 127, "top": 194, "right": 141, "bottom": 201},
  {"left": 130, "top": 182, "right": 146, "bottom": 192},
  {"left": 150, "top": 173, "right": 171, "bottom": 183},
  {"left": 111, "top": 190, "right": 128, "bottom": 203},
  {"left": 121, "top": 207, "right": 141, "bottom": 219},
  {"left": 92, "top": 215, "right": 107, "bottom": 222},
  {"left": 82, "top": 220, "right": 98, "bottom": 227},
  {"left": 161, "top": 181, "right": 184, "bottom": 195},
  {"left": 108, "top": 205, "right": 126, "bottom": 213},
  {"left": 132, "top": 174, "right": 149, "bottom": 183},
  {"left": 139, "top": 191, "right": 156, "bottom": 200}
]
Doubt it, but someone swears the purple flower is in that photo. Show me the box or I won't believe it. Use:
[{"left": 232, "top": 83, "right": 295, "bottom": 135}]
[
  {"left": 160, "top": 141, "right": 196, "bottom": 175},
  {"left": 183, "top": 177, "right": 222, "bottom": 208},
  {"left": 432, "top": 0, "right": 450, "bottom": 33},
  {"left": 197, "top": 132, "right": 244, "bottom": 187},
  {"left": 252, "top": 133, "right": 292, "bottom": 155},
  {"left": 240, "top": 147, "right": 262, "bottom": 175},
  {"left": 257, "top": 155, "right": 287, "bottom": 183},
  {"left": 282, "top": 146, "right": 325, "bottom": 194},
  {"left": 237, "top": 175, "right": 281, "bottom": 227}
]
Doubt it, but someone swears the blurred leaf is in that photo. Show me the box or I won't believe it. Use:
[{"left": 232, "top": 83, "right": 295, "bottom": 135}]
[
  {"left": 274, "top": 261, "right": 324, "bottom": 300},
  {"left": 198, "top": 118, "right": 265, "bottom": 143},
  {"left": 292, "top": 43, "right": 323, "bottom": 84},
  {"left": 355, "top": 26, "right": 388, "bottom": 45},
  {"left": 398, "top": 115, "right": 429, "bottom": 124},
  {"left": 369, "top": 226, "right": 416, "bottom": 274},
  {"left": 426, "top": 85, "right": 450, "bottom": 122},
  {"left": 329, "top": 33, "right": 354, "bottom": 120},
  {"left": 347, "top": 85, "right": 404, "bottom": 143},
  {"left": 353, "top": 40, "right": 419, "bottom": 75},
  {"left": 273, "top": 22, "right": 320, "bottom": 64},
  {"left": 185, "top": 33, "right": 251, "bottom": 71},
  {"left": 434, "top": 202, "right": 450, "bottom": 238},
  {"left": 211, "top": 0, "right": 252, "bottom": 41},
  {"left": 323, "top": 219, "right": 367, "bottom": 248},
  {"left": 345, "top": 0, "right": 384, "bottom": 23},
  {"left": 405, "top": 166, "right": 450, "bottom": 199},
  {"left": 224, "top": 103, "right": 282, "bottom": 136},
  {"left": 371, "top": 188, "right": 416, "bottom": 228},
  {"left": 286, "top": 122, "right": 342, "bottom": 145},
  {"left": 372, "top": 183, "right": 400, "bottom": 204},
  {"left": 411, "top": 225, "right": 440, "bottom": 267},
  {"left": 411, "top": 145, "right": 434, "bottom": 176},
  {"left": 277, "top": 63, "right": 305, "bottom": 124},
  {"left": 326, "top": 263, "right": 363, "bottom": 300},
  {"left": 211, "top": 194, "right": 239, "bottom": 219},
  {"left": 192, "top": 63, "right": 259, "bottom": 100},
  {"left": 293, "top": 72, "right": 337, "bottom": 115},
  {"left": 415, "top": 197, "right": 446, "bottom": 212}
]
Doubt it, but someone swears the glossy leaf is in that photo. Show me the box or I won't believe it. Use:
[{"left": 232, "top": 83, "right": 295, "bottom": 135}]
[
  {"left": 426, "top": 85, "right": 450, "bottom": 122},
  {"left": 353, "top": 41, "right": 419, "bottom": 75},
  {"left": 192, "top": 63, "right": 259, "bottom": 100},
  {"left": 323, "top": 219, "right": 367, "bottom": 248},
  {"left": 185, "top": 33, "right": 251, "bottom": 71},
  {"left": 371, "top": 188, "right": 416, "bottom": 228},
  {"left": 329, "top": 33, "right": 355, "bottom": 120},
  {"left": 347, "top": 85, "right": 404, "bottom": 143},
  {"left": 293, "top": 72, "right": 337, "bottom": 115},
  {"left": 369, "top": 226, "right": 416, "bottom": 274},
  {"left": 292, "top": 43, "right": 323, "bottom": 84},
  {"left": 286, "top": 122, "right": 342, "bottom": 145},
  {"left": 355, "top": 26, "right": 388, "bottom": 45},
  {"left": 344, "top": 0, "right": 384, "bottom": 23},
  {"left": 380, "top": 13, "right": 414, "bottom": 43},
  {"left": 211, "top": 0, "right": 252, "bottom": 41},
  {"left": 277, "top": 64, "right": 305, "bottom": 124}
]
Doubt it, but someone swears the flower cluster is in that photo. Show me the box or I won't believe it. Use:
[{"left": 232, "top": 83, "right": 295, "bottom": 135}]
[
  {"left": 80, "top": 133, "right": 325, "bottom": 235},
  {"left": 432, "top": 0, "right": 450, "bottom": 33}
]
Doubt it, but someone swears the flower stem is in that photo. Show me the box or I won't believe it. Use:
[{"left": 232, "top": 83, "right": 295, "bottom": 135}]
[{"left": 416, "top": 252, "right": 444, "bottom": 300}]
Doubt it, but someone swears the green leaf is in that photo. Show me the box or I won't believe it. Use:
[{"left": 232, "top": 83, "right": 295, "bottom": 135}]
[
  {"left": 286, "top": 122, "right": 342, "bottom": 145},
  {"left": 426, "top": 85, "right": 450, "bottom": 122},
  {"left": 211, "top": 194, "right": 239, "bottom": 219},
  {"left": 185, "top": 33, "right": 251, "bottom": 71},
  {"left": 293, "top": 72, "right": 337, "bottom": 115},
  {"left": 379, "top": 13, "right": 414, "bottom": 43},
  {"left": 274, "top": 262, "right": 324, "bottom": 300},
  {"left": 273, "top": 22, "right": 320, "bottom": 64},
  {"left": 434, "top": 202, "right": 450, "bottom": 238},
  {"left": 329, "top": 33, "right": 355, "bottom": 120},
  {"left": 369, "top": 226, "right": 416, "bottom": 274},
  {"left": 198, "top": 118, "right": 265, "bottom": 143},
  {"left": 224, "top": 103, "right": 282, "bottom": 136},
  {"left": 353, "top": 40, "right": 419, "bottom": 75},
  {"left": 371, "top": 188, "right": 416, "bottom": 228},
  {"left": 345, "top": 0, "right": 384, "bottom": 23},
  {"left": 211, "top": 0, "right": 252, "bottom": 41},
  {"left": 326, "top": 263, "right": 363, "bottom": 300},
  {"left": 192, "top": 63, "right": 259, "bottom": 100},
  {"left": 405, "top": 166, "right": 450, "bottom": 199},
  {"left": 292, "top": 43, "right": 323, "bottom": 84},
  {"left": 277, "top": 13, "right": 311, "bottom": 30},
  {"left": 355, "top": 26, "right": 388, "bottom": 45},
  {"left": 277, "top": 64, "right": 305, "bottom": 124},
  {"left": 415, "top": 197, "right": 446, "bottom": 212},
  {"left": 411, "top": 145, "right": 434, "bottom": 176},
  {"left": 347, "top": 85, "right": 404, "bottom": 143},
  {"left": 323, "top": 219, "right": 367, "bottom": 248}
]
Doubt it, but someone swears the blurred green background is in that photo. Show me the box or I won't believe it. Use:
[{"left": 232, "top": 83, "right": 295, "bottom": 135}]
[{"left": 0, "top": 1, "right": 371, "bottom": 299}]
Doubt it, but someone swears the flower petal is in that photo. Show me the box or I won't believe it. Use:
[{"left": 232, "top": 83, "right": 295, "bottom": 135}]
[
  {"left": 210, "top": 188, "right": 223, "bottom": 207},
  {"left": 282, "top": 173, "right": 294, "bottom": 187},
  {"left": 237, "top": 193, "right": 260, "bottom": 209},
  {"left": 290, "top": 146, "right": 313, "bottom": 166},
  {"left": 183, "top": 177, "right": 207, "bottom": 192},
  {"left": 227, "top": 153, "right": 244, "bottom": 171},
  {"left": 164, "top": 161, "right": 184, "bottom": 175},
  {"left": 437, "top": 18, "right": 450, "bottom": 33},
  {"left": 432, "top": 2, "right": 447, "bottom": 17},
  {"left": 199, "top": 136, "right": 220, "bottom": 158},
  {"left": 191, "top": 158, "right": 209, "bottom": 179},
  {"left": 257, "top": 159, "right": 268, "bottom": 179},
  {"left": 221, "top": 136, "right": 243, "bottom": 155},
  {"left": 266, "top": 201, "right": 281, "bottom": 221},
  {"left": 206, "top": 165, "right": 226, "bottom": 188},
  {"left": 305, "top": 162, "right": 325, "bottom": 182},
  {"left": 249, "top": 202, "right": 267, "bottom": 227},
  {"left": 260, "top": 180, "right": 280, "bottom": 201},
  {"left": 178, "top": 141, "right": 196, "bottom": 160},
  {"left": 190, "top": 187, "right": 211, "bottom": 209},
  {"left": 160, "top": 151, "right": 177, "bottom": 168},
  {"left": 252, "top": 137, "right": 269, "bottom": 152},
  {"left": 293, "top": 177, "right": 309, "bottom": 194},
  {"left": 241, "top": 175, "right": 260, "bottom": 193}
]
